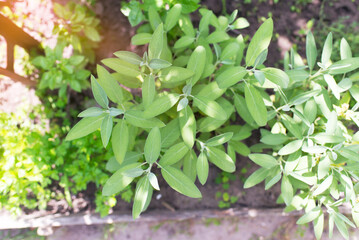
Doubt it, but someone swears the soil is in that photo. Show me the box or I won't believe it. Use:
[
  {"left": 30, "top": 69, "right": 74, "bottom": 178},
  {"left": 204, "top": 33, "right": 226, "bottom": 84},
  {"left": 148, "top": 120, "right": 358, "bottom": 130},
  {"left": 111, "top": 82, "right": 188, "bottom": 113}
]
[{"left": 1, "top": 0, "right": 359, "bottom": 218}]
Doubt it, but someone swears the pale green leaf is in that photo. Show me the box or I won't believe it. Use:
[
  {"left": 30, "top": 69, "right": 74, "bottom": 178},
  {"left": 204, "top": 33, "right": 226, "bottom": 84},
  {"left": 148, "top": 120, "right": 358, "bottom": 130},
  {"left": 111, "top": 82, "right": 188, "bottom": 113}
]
[
  {"left": 144, "top": 127, "right": 161, "bottom": 164},
  {"left": 143, "top": 93, "right": 180, "bottom": 118},
  {"left": 216, "top": 66, "right": 247, "bottom": 89},
  {"left": 193, "top": 95, "right": 227, "bottom": 120},
  {"left": 159, "top": 142, "right": 189, "bottom": 166},
  {"left": 197, "top": 152, "right": 209, "bottom": 185},
  {"left": 66, "top": 115, "right": 104, "bottom": 141},
  {"left": 207, "top": 146, "right": 235, "bottom": 173},
  {"left": 248, "top": 154, "right": 278, "bottom": 169},
  {"left": 125, "top": 110, "right": 165, "bottom": 128},
  {"left": 161, "top": 166, "right": 202, "bottom": 198},
  {"left": 91, "top": 75, "right": 108, "bottom": 108},
  {"left": 244, "top": 84, "right": 267, "bottom": 126},
  {"left": 112, "top": 120, "right": 129, "bottom": 164},
  {"left": 179, "top": 106, "right": 196, "bottom": 148}
]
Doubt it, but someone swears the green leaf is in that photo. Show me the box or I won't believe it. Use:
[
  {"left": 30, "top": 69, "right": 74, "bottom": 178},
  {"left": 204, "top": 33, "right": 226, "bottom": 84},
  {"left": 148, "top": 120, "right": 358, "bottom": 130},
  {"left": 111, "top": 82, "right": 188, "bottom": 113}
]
[
  {"left": 142, "top": 75, "right": 156, "bottom": 108},
  {"left": 78, "top": 107, "right": 103, "bottom": 117},
  {"left": 324, "top": 74, "right": 340, "bottom": 100},
  {"left": 101, "top": 115, "right": 113, "bottom": 148},
  {"left": 143, "top": 93, "right": 180, "bottom": 118},
  {"left": 313, "top": 212, "right": 324, "bottom": 240},
  {"left": 313, "top": 133, "right": 345, "bottom": 144},
  {"left": 278, "top": 140, "right": 302, "bottom": 156},
  {"left": 123, "top": 166, "right": 144, "bottom": 178},
  {"left": 328, "top": 57, "right": 359, "bottom": 75},
  {"left": 158, "top": 66, "right": 194, "bottom": 85},
  {"left": 97, "top": 65, "right": 123, "bottom": 104},
  {"left": 265, "top": 173, "right": 281, "bottom": 190},
  {"left": 246, "top": 18, "right": 273, "bottom": 66},
  {"left": 148, "top": 6, "right": 162, "bottom": 31},
  {"left": 216, "top": 66, "right": 247, "bottom": 89},
  {"left": 66, "top": 115, "right": 105, "bottom": 141},
  {"left": 159, "top": 142, "right": 189, "bottom": 166},
  {"left": 254, "top": 70, "right": 265, "bottom": 85},
  {"left": 148, "top": 59, "right": 172, "bottom": 70},
  {"left": 196, "top": 81, "right": 226, "bottom": 100},
  {"left": 232, "top": 17, "right": 249, "bottom": 29},
  {"left": 205, "top": 132, "right": 233, "bottom": 147},
  {"left": 340, "top": 38, "right": 352, "bottom": 60},
  {"left": 253, "top": 49, "right": 268, "bottom": 67},
  {"left": 161, "top": 165, "right": 202, "bottom": 198},
  {"left": 333, "top": 213, "right": 349, "bottom": 240},
  {"left": 160, "top": 118, "right": 181, "bottom": 148},
  {"left": 144, "top": 127, "right": 161, "bottom": 164},
  {"left": 113, "top": 51, "right": 142, "bottom": 65},
  {"left": 91, "top": 76, "right": 108, "bottom": 109},
  {"left": 262, "top": 68, "right": 289, "bottom": 88},
  {"left": 337, "top": 148, "right": 359, "bottom": 162},
  {"left": 164, "top": 4, "right": 182, "bottom": 31},
  {"left": 193, "top": 95, "right": 227, "bottom": 120},
  {"left": 177, "top": 98, "right": 189, "bottom": 112},
  {"left": 281, "top": 175, "right": 293, "bottom": 205},
  {"left": 183, "top": 150, "right": 197, "bottom": 182},
  {"left": 125, "top": 110, "right": 165, "bottom": 128},
  {"left": 306, "top": 31, "right": 317, "bottom": 71},
  {"left": 289, "top": 89, "right": 320, "bottom": 106},
  {"left": 187, "top": 46, "right": 206, "bottom": 85},
  {"left": 102, "top": 58, "right": 141, "bottom": 78},
  {"left": 149, "top": 23, "right": 164, "bottom": 60},
  {"left": 244, "top": 167, "right": 268, "bottom": 188},
  {"left": 179, "top": 106, "right": 196, "bottom": 148},
  {"left": 207, "top": 146, "right": 235, "bottom": 173},
  {"left": 131, "top": 33, "right": 152, "bottom": 45},
  {"left": 281, "top": 114, "right": 303, "bottom": 139},
  {"left": 132, "top": 176, "right": 151, "bottom": 219},
  {"left": 321, "top": 32, "right": 332, "bottom": 66},
  {"left": 244, "top": 84, "right": 267, "bottom": 126},
  {"left": 313, "top": 174, "right": 333, "bottom": 196},
  {"left": 248, "top": 154, "right": 278, "bottom": 169},
  {"left": 174, "top": 36, "right": 195, "bottom": 49},
  {"left": 197, "top": 152, "right": 209, "bottom": 185},
  {"left": 233, "top": 93, "right": 257, "bottom": 127},
  {"left": 112, "top": 120, "right": 129, "bottom": 164},
  {"left": 148, "top": 172, "right": 160, "bottom": 190},
  {"left": 102, "top": 162, "right": 140, "bottom": 196},
  {"left": 297, "top": 206, "right": 321, "bottom": 224},
  {"left": 206, "top": 31, "right": 230, "bottom": 44},
  {"left": 260, "top": 133, "right": 289, "bottom": 145}
]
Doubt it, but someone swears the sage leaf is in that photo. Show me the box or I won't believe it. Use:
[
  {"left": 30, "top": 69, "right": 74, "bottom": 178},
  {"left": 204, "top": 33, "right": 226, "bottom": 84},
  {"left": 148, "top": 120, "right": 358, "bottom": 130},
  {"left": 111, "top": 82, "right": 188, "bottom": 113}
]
[
  {"left": 246, "top": 18, "right": 273, "bottom": 66},
  {"left": 278, "top": 140, "right": 302, "bottom": 156},
  {"left": 66, "top": 115, "right": 105, "bottom": 141},
  {"left": 248, "top": 154, "right": 278, "bottom": 169},
  {"left": 125, "top": 110, "right": 165, "bottom": 128},
  {"left": 313, "top": 174, "right": 333, "bottom": 196},
  {"left": 164, "top": 4, "right": 182, "bottom": 31},
  {"left": 205, "top": 132, "right": 233, "bottom": 147},
  {"left": 207, "top": 146, "right": 235, "bottom": 173},
  {"left": 187, "top": 46, "right": 206, "bottom": 85},
  {"left": 197, "top": 152, "right": 209, "bottom": 185},
  {"left": 179, "top": 106, "right": 196, "bottom": 148},
  {"left": 144, "top": 127, "right": 161, "bottom": 164},
  {"left": 148, "top": 59, "right": 172, "bottom": 70},
  {"left": 340, "top": 38, "right": 352, "bottom": 60},
  {"left": 143, "top": 93, "right": 180, "bottom": 118},
  {"left": 161, "top": 165, "right": 202, "bottom": 198},
  {"left": 321, "top": 32, "right": 332, "bottom": 66},
  {"left": 244, "top": 84, "right": 267, "bottom": 126},
  {"left": 148, "top": 172, "right": 160, "bottom": 191},
  {"left": 159, "top": 142, "right": 189, "bottom": 166},
  {"left": 262, "top": 67, "right": 289, "bottom": 88},
  {"left": 102, "top": 162, "right": 141, "bottom": 196},
  {"left": 97, "top": 65, "right": 123, "bottom": 104},
  {"left": 193, "top": 95, "right": 227, "bottom": 120},
  {"left": 112, "top": 120, "right": 129, "bottom": 164},
  {"left": 91, "top": 75, "right": 108, "bottom": 109},
  {"left": 306, "top": 31, "right": 317, "bottom": 71},
  {"left": 149, "top": 23, "right": 164, "bottom": 60},
  {"left": 216, "top": 66, "right": 247, "bottom": 89},
  {"left": 142, "top": 74, "right": 156, "bottom": 108},
  {"left": 133, "top": 176, "right": 151, "bottom": 219},
  {"left": 160, "top": 118, "right": 181, "bottom": 148},
  {"left": 244, "top": 167, "right": 268, "bottom": 188},
  {"left": 113, "top": 51, "right": 142, "bottom": 65},
  {"left": 78, "top": 107, "right": 103, "bottom": 118},
  {"left": 101, "top": 115, "right": 113, "bottom": 148},
  {"left": 174, "top": 36, "right": 195, "bottom": 49}
]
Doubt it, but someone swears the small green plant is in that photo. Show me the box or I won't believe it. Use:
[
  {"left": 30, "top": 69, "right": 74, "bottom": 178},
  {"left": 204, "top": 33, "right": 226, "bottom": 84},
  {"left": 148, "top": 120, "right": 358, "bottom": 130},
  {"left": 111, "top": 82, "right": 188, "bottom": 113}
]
[
  {"left": 53, "top": 1, "right": 100, "bottom": 63},
  {"left": 215, "top": 172, "right": 239, "bottom": 208},
  {"left": 32, "top": 43, "right": 90, "bottom": 93}
]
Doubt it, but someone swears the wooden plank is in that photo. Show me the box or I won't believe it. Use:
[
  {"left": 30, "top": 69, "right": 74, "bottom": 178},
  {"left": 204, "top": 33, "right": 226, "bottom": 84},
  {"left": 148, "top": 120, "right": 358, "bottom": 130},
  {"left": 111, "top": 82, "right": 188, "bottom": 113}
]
[
  {"left": 0, "top": 13, "right": 40, "bottom": 50},
  {"left": 0, "top": 67, "right": 36, "bottom": 86}
]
